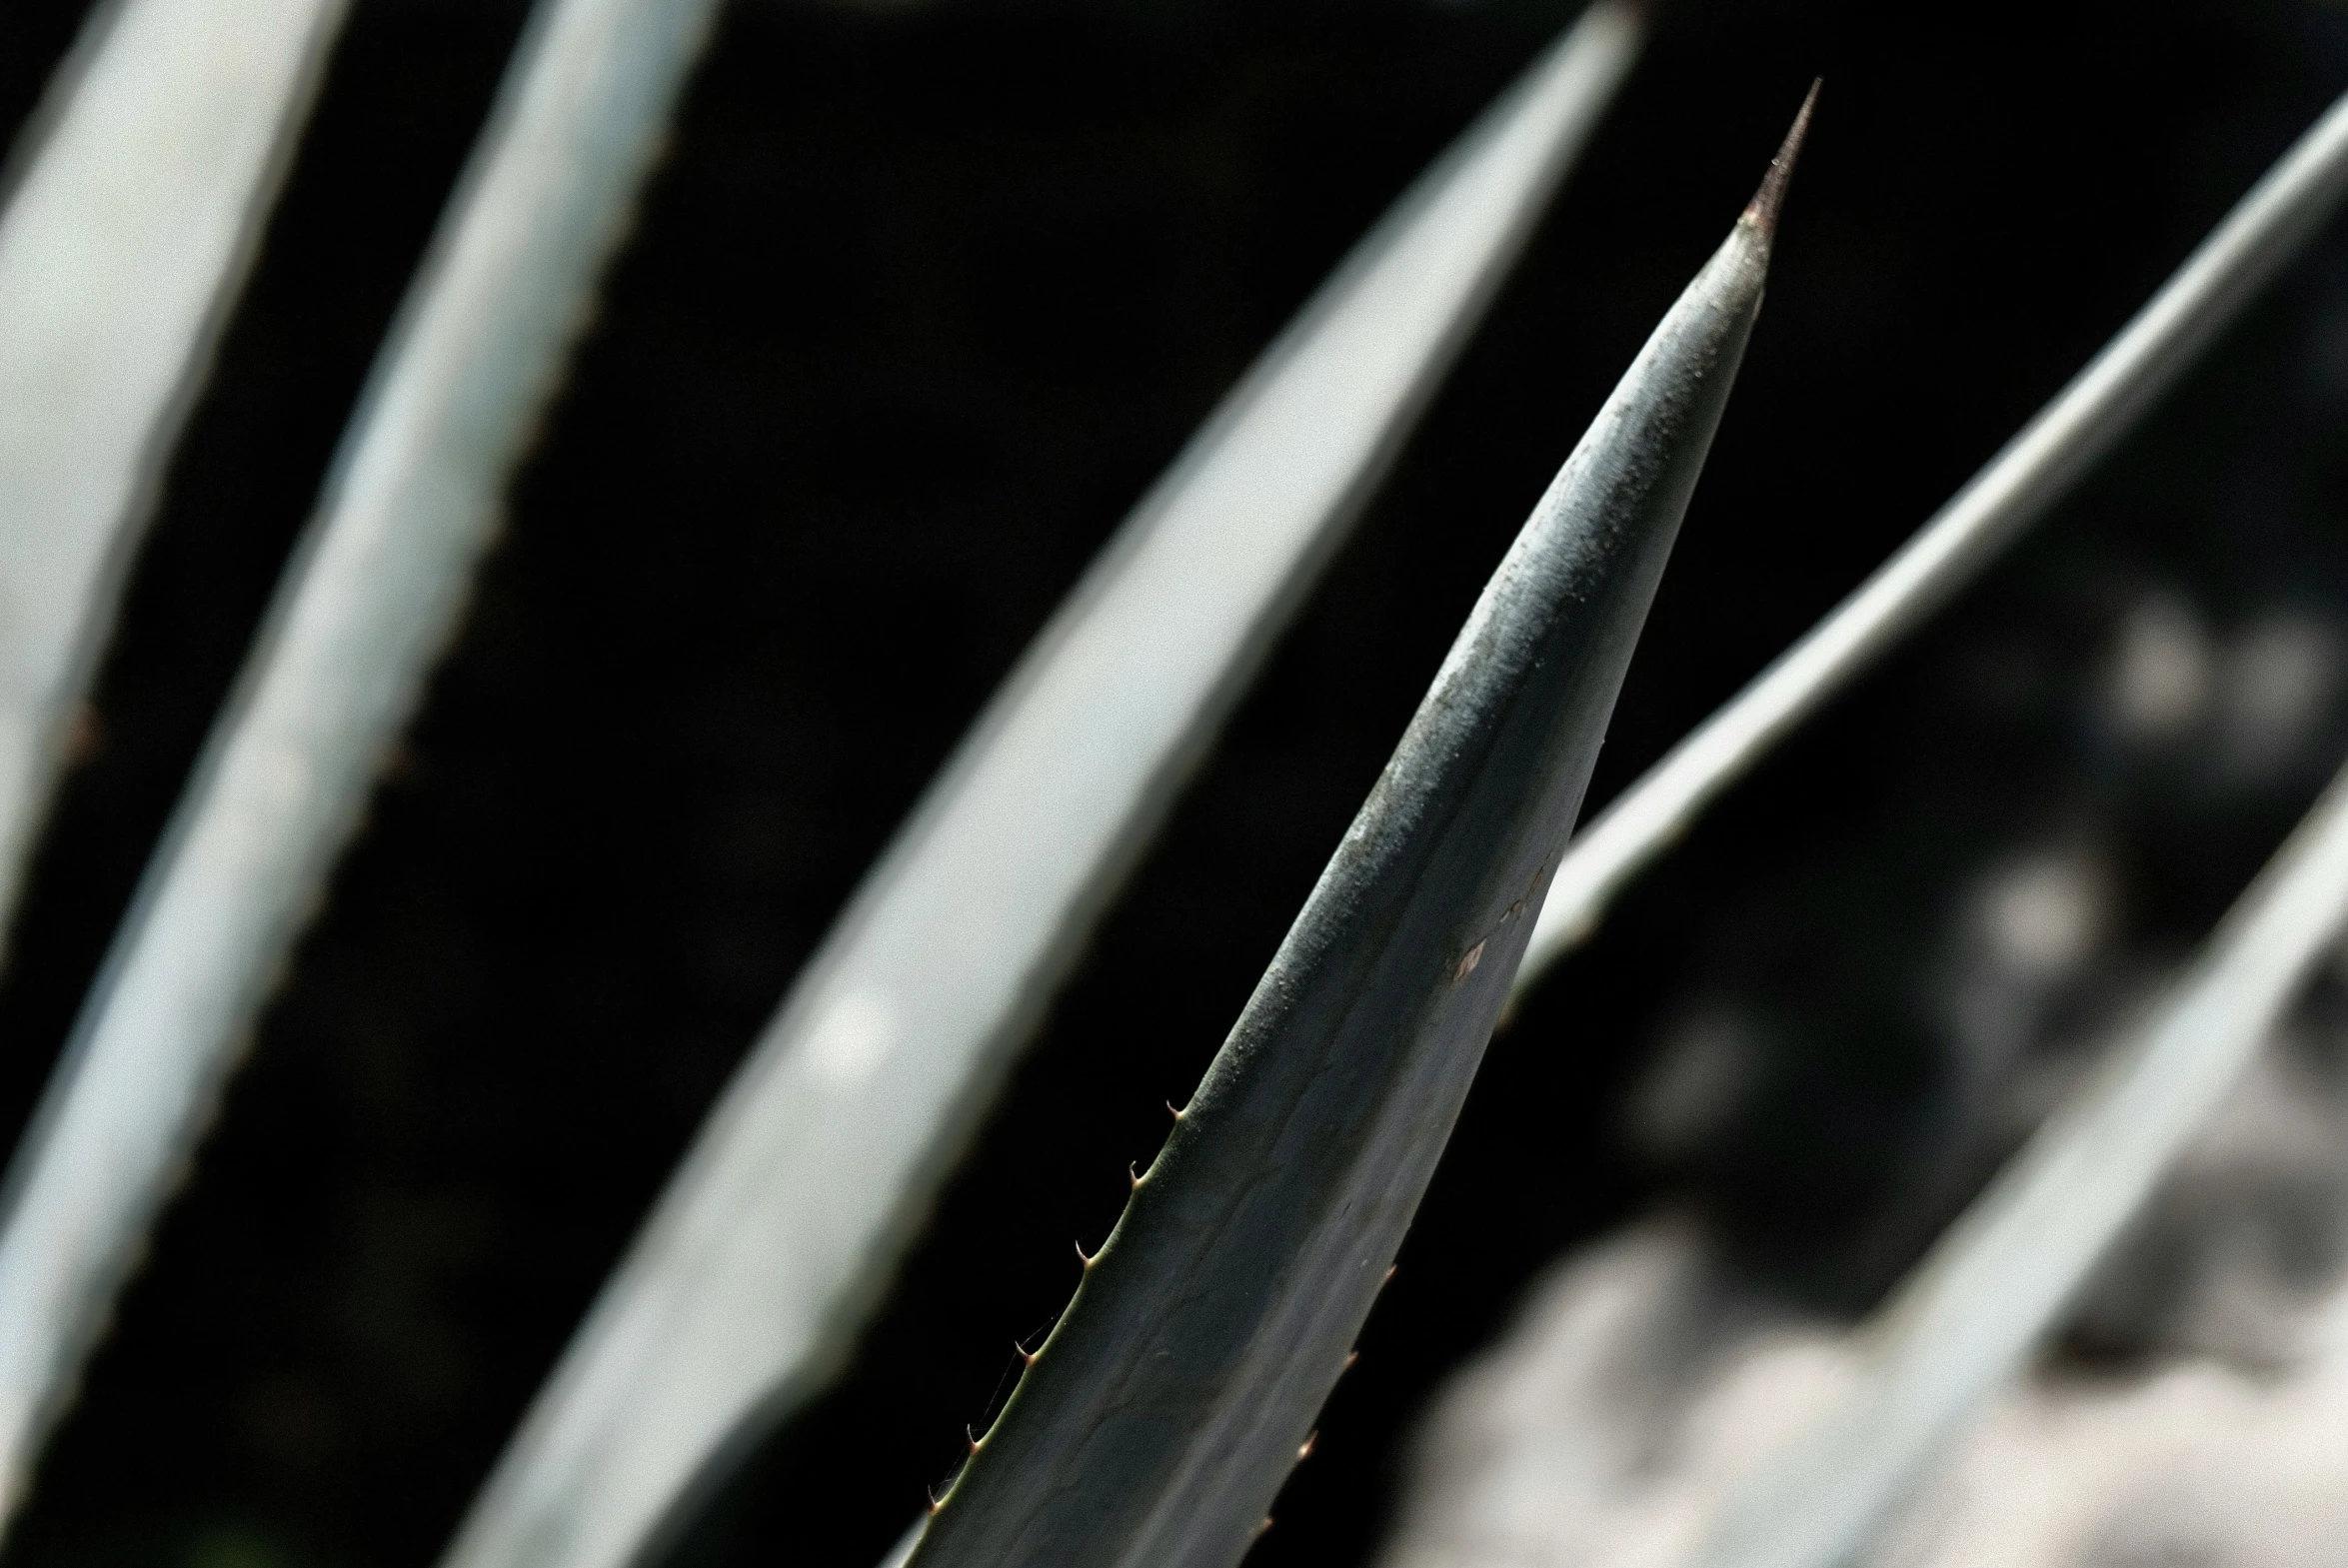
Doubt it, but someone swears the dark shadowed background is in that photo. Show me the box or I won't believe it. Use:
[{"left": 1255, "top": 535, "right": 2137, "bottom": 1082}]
[{"left": 0, "top": 1, "right": 2343, "bottom": 1565}]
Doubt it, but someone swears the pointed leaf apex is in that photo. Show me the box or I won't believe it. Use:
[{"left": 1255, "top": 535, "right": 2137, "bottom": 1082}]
[{"left": 1743, "top": 79, "right": 1820, "bottom": 236}]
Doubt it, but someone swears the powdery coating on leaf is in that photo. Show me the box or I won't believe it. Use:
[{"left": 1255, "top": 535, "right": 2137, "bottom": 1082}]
[
  {"left": 437, "top": 19, "right": 1647, "bottom": 1568},
  {"left": 913, "top": 167, "right": 1784, "bottom": 1568}
]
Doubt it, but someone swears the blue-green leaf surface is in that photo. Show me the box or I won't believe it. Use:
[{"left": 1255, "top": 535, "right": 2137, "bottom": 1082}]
[
  {"left": 0, "top": 0, "right": 350, "bottom": 954},
  {"left": 0, "top": 0, "right": 719, "bottom": 1531},
  {"left": 437, "top": 17, "right": 1643, "bottom": 1568},
  {"left": 1512, "top": 81, "right": 2348, "bottom": 995},
  {"left": 908, "top": 101, "right": 1804, "bottom": 1568}
]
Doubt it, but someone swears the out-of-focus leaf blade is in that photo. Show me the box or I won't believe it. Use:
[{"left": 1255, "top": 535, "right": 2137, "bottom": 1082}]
[
  {"left": 437, "top": 15, "right": 1642, "bottom": 1568},
  {"left": 1513, "top": 81, "right": 2348, "bottom": 998},
  {"left": 908, "top": 101, "right": 1805, "bottom": 1568},
  {"left": 1684, "top": 752, "right": 2348, "bottom": 1568},
  {"left": 0, "top": 0, "right": 720, "bottom": 1528},
  {"left": 0, "top": 0, "right": 350, "bottom": 953}
]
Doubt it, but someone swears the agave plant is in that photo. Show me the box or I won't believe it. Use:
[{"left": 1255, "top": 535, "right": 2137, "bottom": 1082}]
[{"left": 0, "top": 4, "right": 2345, "bottom": 1568}]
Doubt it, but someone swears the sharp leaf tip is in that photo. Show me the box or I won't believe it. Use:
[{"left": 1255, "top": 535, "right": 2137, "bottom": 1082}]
[{"left": 1743, "top": 78, "right": 1820, "bottom": 236}]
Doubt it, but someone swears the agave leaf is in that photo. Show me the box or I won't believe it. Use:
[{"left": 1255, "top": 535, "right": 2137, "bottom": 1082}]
[
  {"left": 906, "top": 91, "right": 1812, "bottom": 1568},
  {"left": 0, "top": 0, "right": 350, "bottom": 956},
  {"left": 1511, "top": 81, "right": 2348, "bottom": 997},
  {"left": 438, "top": 15, "right": 1643, "bottom": 1568},
  {"left": 1683, "top": 751, "right": 2348, "bottom": 1568},
  {"left": 0, "top": 0, "right": 721, "bottom": 1526}
]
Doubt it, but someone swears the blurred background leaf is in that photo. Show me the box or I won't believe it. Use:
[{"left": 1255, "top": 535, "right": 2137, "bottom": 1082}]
[{"left": 0, "top": 3, "right": 2340, "bottom": 1567}]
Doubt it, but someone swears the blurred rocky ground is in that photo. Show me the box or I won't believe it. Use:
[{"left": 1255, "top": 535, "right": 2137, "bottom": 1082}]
[
  {"left": 1385, "top": 581, "right": 2348, "bottom": 1564},
  {"left": 0, "top": 3, "right": 2343, "bottom": 1567}
]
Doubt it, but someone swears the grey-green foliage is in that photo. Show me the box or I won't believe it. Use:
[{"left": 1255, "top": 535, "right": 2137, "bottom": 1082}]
[
  {"left": 14, "top": 6, "right": 2341, "bottom": 1564},
  {"left": 1511, "top": 79, "right": 2348, "bottom": 998},
  {"left": 0, "top": 0, "right": 721, "bottom": 1532},
  {"left": 0, "top": 0, "right": 349, "bottom": 959},
  {"left": 906, "top": 98, "right": 1806, "bottom": 1568},
  {"left": 436, "top": 17, "right": 1642, "bottom": 1568}
]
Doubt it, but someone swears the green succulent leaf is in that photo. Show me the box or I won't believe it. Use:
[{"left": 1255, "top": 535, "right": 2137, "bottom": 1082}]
[
  {"left": 438, "top": 15, "right": 1644, "bottom": 1568},
  {"left": 0, "top": 0, "right": 349, "bottom": 954},
  {"left": 908, "top": 91, "right": 1813, "bottom": 1568},
  {"left": 0, "top": 0, "right": 721, "bottom": 1531},
  {"left": 1513, "top": 80, "right": 2348, "bottom": 995}
]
